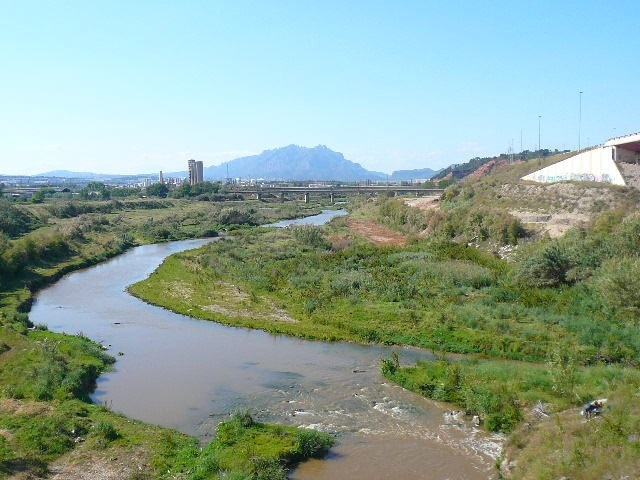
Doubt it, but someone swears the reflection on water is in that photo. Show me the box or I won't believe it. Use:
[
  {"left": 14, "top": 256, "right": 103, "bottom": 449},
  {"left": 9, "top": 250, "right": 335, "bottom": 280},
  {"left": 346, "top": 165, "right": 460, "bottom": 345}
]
[
  {"left": 264, "top": 209, "right": 348, "bottom": 228},
  {"left": 30, "top": 227, "right": 501, "bottom": 479}
]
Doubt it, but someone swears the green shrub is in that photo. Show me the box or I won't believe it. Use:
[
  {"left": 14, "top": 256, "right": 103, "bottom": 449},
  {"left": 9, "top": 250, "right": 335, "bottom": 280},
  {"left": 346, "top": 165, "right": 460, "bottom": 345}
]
[
  {"left": 0, "top": 199, "right": 41, "bottom": 237},
  {"left": 93, "top": 421, "right": 119, "bottom": 442},
  {"left": 216, "top": 410, "right": 254, "bottom": 446},
  {"left": 381, "top": 352, "right": 400, "bottom": 376},
  {"left": 250, "top": 457, "right": 286, "bottom": 480},
  {"left": 294, "top": 429, "right": 334, "bottom": 459},
  {"left": 590, "top": 257, "right": 640, "bottom": 323},
  {"left": 291, "top": 225, "right": 331, "bottom": 249},
  {"left": 518, "top": 243, "right": 574, "bottom": 287}
]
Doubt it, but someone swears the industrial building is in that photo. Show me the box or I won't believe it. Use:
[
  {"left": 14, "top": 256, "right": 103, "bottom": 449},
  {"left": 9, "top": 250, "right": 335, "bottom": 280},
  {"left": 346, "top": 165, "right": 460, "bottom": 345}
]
[{"left": 188, "top": 159, "right": 204, "bottom": 185}]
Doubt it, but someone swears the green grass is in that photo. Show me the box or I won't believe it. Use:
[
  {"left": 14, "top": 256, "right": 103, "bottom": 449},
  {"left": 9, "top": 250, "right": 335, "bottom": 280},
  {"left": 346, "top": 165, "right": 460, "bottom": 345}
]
[
  {"left": 147, "top": 411, "right": 334, "bottom": 480},
  {"left": 5, "top": 182, "right": 640, "bottom": 478},
  {"left": 501, "top": 382, "right": 640, "bottom": 480},
  {"left": 0, "top": 328, "right": 114, "bottom": 402},
  {"left": 0, "top": 197, "right": 338, "bottom": 478},
  {"left": 382, "top": 354, "right": 640, "bottom": 433},
  {"left": 127, "top": 193, "right": 640, "bottom": 478},
  {"left": 129, "top": 224, "right": 624, "bottom": 364}
]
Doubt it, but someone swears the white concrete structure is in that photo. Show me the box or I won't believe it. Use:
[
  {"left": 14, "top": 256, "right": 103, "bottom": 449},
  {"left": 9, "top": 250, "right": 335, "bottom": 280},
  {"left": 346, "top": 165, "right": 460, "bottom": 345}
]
[{"left": 522, "top": 131, "right": 640, "bottom": 186}]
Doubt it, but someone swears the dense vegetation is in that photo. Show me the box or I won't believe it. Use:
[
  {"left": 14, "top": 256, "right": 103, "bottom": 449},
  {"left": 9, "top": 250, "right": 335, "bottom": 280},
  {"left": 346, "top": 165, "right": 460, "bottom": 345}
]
[
  {"left": 131, "top": 204, "right": 640, "bottom": 448},
  {"left": 4, "top": 156, "right": 640, "bottom": 478},
  {"left": 132, "top": 202, "right": 640, "bottom": 366},
  {"left": 0, "top": 199, "right": 42, "bottom": 238},
  {"left": 129, "top": 161, "right": 640, "bottom": 478},
  {"left": 157, "top": 411, "right": 334, "bottom": 480},
  {"left": 0, "top": 196, "right": 334, "bottom": 478}
]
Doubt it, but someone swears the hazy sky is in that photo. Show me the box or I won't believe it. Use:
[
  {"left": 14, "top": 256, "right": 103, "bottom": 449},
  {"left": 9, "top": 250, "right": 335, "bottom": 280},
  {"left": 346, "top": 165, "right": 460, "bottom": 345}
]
[{"left": 2, "top": 1, "right": 638, "bottom": 176}]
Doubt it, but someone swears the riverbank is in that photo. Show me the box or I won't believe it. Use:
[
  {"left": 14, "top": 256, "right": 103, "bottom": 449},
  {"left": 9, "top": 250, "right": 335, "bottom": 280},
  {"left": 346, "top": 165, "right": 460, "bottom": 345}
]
[
  {"left": 128, "top": 194, "right": 640, "bottom": 478},
  {"left": 0, "top": 198, "right": 337, "bottom": 478}
]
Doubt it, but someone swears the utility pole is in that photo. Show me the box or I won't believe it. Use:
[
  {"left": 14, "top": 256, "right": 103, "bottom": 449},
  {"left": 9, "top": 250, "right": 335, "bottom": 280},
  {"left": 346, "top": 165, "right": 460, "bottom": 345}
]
[
  {"left": 510, "top": 138, "right": 514, "bottom": 164},
  {"left": 520, "top": 129, "right": 523, "bottom": 152}
]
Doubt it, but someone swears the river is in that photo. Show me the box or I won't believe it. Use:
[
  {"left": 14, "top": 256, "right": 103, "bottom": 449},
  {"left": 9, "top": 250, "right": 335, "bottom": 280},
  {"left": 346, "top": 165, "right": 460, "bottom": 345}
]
[{"left": 30, "top": 211, "right": 501, "bottom": 479}]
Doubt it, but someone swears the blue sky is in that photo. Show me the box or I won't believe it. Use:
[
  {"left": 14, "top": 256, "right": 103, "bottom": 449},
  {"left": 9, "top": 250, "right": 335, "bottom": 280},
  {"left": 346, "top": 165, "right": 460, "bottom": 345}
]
[{"left": 1, "top": 0, "right": 638, "bottom": 176}]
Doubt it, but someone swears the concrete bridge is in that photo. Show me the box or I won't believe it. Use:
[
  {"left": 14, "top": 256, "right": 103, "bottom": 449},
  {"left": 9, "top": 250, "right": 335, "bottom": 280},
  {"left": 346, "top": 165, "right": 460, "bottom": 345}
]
[{"left": 230, "top": 185, "right": 444, "bottom": 203}]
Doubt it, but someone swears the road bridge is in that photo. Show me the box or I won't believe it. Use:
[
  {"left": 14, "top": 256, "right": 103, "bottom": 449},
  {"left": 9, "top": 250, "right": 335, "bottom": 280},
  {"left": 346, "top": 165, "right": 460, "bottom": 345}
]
[{"left": 230, "top": 185, "right": 444, "bottom": 203}]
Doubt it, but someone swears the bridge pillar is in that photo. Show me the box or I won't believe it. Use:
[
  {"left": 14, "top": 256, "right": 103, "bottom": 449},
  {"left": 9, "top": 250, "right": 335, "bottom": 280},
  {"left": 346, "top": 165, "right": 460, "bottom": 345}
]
[
  {"left": 330, "top": 192, "right": 334, "bottom": 203},
  {"left": 304, "top": 192, "right": 310, "bottom": 204},
  {"left": 256, "top": 193, "right": 261, "bottom": 200},
  {"left": 280, "top": 192, "right": 285, "bottom": 202}
]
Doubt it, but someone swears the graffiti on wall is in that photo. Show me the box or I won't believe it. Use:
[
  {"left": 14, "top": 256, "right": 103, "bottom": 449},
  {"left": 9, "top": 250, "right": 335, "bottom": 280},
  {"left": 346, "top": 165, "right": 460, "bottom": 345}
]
[{"left": 532, "top": 173, "right": 613, "bottom": 183}]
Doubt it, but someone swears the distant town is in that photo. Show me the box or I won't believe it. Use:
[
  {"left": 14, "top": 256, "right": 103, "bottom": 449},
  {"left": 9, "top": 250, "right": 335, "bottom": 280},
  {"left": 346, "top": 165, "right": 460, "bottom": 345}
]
[
  {"left": 4, "top": 142, "right": 452, "bottom": 200},
  {"left": 0, "top": 157, "right": 439, "bottom": 202}
]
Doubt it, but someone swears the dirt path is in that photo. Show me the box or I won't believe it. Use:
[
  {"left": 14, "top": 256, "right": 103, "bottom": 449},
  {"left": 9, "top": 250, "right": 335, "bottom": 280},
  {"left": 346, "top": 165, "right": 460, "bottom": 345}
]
[
  {"left": 46, "top": 445, "right": 154, "bottom": 480},
  {"left": 346, "top": 219, "right": 406, "bottom": 246},
  {"left": 404, "top": 195, "right": 441, "bottom": 211}
]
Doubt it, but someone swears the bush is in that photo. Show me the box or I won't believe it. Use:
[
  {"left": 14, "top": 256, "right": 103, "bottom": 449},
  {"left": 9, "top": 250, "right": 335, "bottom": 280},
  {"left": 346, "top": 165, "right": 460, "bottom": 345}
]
[
  {"left": 381, "top": 352, "right": 400, "bottom": 376},
  {"left": 93, "top": 421, "right": 119, "bottom": 442},
  {"left": 290, "top": 225, "right": 331, "bottom": 249},
  {"left": 383, "top": 359, "right": 524, "bottom": 432},
  {"left": 0, "top": 199, "right": 41, "bottom": 237},
  {"left": 219, "top": 208, "right": 256, "bottom": 226},
  {"left": 294, "top": 429, "right": 334, "bottom": 459},
  {"left": 250, "top": 458, "right": 286, "bottom": 480},
  {"left": 590, "top": 257, "right": 640, "bottom": 323},
  {"left": 517, "top": 243, "right": 574, "bottom": 287},
  {"left": 216, "top": 410, "right": 254, "bottom": 445}
]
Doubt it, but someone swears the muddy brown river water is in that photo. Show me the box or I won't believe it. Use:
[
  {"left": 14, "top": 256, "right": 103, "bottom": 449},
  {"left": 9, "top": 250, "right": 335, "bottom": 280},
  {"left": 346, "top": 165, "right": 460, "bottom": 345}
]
[{"left": 30, "top": 214, "right": 502, "bottom": 479}]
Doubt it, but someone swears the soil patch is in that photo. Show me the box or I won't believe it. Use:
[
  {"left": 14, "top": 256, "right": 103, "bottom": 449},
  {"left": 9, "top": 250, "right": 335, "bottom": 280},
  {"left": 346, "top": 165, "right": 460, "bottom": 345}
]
[
  {"left": 203, "top": 303, "right": 298, "bottom": 323},
  {"left": 0, "top": 399, "right": 52, "bottom": 416},
  {"left": 346, "top": 219, "right": 406, "bottom": 246},
  {"left": 510, "top": 210, "right": 590, "bottom": 238},
  {"left": 47, "top": 445, "right": 153, "bottom": 480},
  {"left": 404, "top": 195, "right": 441, "bottom": 211}
]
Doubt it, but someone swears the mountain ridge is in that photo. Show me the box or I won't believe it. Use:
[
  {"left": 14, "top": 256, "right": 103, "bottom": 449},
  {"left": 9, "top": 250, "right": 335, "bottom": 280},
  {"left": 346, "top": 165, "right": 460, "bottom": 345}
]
[
  {"left": 204, "top": 144, "right": 387, "bottom": 181},
  {"left": 30, "top": 145, "right": 440, "bottom": 182}
]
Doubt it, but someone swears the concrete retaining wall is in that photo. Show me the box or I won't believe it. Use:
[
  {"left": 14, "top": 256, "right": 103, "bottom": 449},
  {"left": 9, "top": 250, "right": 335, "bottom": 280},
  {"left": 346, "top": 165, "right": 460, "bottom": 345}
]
[{"left": 522, "top": 147, "right": 626, "bottom": 186}]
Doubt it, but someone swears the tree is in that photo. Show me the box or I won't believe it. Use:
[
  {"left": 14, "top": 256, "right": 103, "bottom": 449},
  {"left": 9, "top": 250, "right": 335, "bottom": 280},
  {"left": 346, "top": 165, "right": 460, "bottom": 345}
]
[
  {"left": 146, "top": 183, "right": 169, "bottom": 198},
  {"left": 79, "top": 182, "right": 108, "bottom": 200},
  {"left": 517, "top": 243, "right": 573, "bottom": 287},
  {"left": 591, "top": 257, "right": 640, "bottom": 323},
  {"left": 31, "top": 187, "right": 55, "bottom": 204},
  {"left": 0, "top": 200, "right": 39, "bottom": 237}
]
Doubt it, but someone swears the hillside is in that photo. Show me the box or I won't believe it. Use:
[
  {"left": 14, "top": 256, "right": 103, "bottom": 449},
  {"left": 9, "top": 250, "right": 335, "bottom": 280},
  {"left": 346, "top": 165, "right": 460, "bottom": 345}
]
[
  {"left": 35, "top": 170, "right": 102, "bottom": 178},
  {"left": 432, "top": 148, "right": 572, "bottom": 182},
  {"left": 389, "top": 167, "right": 438, "bottom": 181},
  {"left": 418, "top": 151, "right": 640, "bottom": 242},
  {"left": 204, "top": 145, "right": 387, "bottom": 181}
]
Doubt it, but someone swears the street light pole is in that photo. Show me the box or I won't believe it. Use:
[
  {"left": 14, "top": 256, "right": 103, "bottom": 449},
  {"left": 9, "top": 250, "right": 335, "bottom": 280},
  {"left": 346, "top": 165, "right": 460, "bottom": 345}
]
[
  {"left": 538, "top": 115, "right": 541, "bottom": 153},
  {"left": 578, "top": 91, "right": 583, "bottom": 151}
]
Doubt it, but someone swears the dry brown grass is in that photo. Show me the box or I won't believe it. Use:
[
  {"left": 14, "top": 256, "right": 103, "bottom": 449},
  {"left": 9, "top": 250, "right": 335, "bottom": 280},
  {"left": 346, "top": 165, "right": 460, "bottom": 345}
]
[
  {"left": 501, "top": 387, "right": 640, "bottom": 480},
  {"left": 48, "top": 445, "right": 153, "bottom": 480},
  {"left": 0, "top": 398, "right": 53, "bottom": 416}
]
